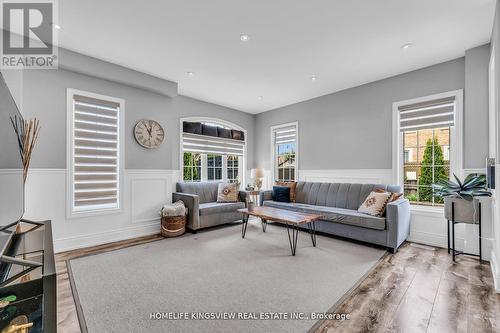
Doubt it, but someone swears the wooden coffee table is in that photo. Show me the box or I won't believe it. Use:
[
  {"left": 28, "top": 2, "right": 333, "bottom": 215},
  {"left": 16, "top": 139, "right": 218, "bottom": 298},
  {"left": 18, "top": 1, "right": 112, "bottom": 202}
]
[{"left": 237, "top": 206, "right": 323, "bottom": 256}]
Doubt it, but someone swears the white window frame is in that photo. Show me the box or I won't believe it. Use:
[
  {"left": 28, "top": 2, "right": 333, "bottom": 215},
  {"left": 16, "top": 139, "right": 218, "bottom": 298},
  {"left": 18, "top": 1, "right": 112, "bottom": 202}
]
[
  {"left": 66, "top": 88, "right": 125, "bottom": 218},
  {"left": 392, "top": 90, "right": 463, "bottom": 210},
  {"left": 271, "top": 121, "right": 299, "bottom": 184},
  {"left": 179, "top": 117, "right": 247, "bottom": 185}
]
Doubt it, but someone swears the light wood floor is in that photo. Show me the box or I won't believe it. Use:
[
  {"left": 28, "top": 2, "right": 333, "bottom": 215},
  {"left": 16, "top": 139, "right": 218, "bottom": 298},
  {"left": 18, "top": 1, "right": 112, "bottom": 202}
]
[{"left": 56, "top": 232, "right": 500, "bottom": 333}]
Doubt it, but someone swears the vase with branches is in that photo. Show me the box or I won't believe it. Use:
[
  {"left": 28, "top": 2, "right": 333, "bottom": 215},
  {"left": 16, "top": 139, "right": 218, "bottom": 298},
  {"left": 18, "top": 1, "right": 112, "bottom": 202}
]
[{"left": 10, "top": 116, "right": 41, "bottom": 183}]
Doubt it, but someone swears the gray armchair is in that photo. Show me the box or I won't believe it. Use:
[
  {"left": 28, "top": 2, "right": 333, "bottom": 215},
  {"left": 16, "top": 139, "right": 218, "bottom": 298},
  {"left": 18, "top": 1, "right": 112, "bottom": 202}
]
[{"left": 173, "top": 182, "right": 247, "bottom": 232}]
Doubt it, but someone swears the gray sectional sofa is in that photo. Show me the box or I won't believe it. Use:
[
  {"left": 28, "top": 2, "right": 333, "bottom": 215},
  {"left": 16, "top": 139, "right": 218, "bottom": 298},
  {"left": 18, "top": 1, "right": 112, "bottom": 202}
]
[
  {"left": 260, "top": 182, "right": 411, "bottom": 252},
  {"left": 173, "top": 182, "right": 247, "bottom": 232}
]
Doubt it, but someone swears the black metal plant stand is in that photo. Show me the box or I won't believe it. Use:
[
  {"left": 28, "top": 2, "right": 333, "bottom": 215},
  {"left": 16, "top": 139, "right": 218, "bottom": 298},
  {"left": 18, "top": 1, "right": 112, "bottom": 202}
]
[{"left": 447, "top": 201, "right": 482, "bottom": 262}]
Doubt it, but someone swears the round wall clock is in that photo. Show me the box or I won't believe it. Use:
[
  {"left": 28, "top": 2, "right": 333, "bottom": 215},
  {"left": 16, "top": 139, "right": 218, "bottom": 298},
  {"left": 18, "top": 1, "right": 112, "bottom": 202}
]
[{"left": 134, "top": 119, "right": 165, "bottom": 149}]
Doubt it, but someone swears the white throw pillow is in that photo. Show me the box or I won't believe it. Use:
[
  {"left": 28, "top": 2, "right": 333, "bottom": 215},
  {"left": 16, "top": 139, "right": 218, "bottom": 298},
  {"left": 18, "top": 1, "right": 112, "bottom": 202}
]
[
  {"left": 217, "top": 183, "right": 239, "bottom": 203},
  {"left": 160, "top": 200, "right": 187, "bottom": 217},
  {"left": 358, "top": 191, "right": 391, "bottom": 216}
]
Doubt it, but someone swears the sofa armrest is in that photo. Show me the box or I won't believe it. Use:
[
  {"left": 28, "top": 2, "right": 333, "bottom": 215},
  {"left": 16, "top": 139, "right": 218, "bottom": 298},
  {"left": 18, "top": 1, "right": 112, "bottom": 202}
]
[
  {"left": 259, "top": 190, "right": 273, "bottom": 206},
  {"left": 385, "top": 198, "right": 411, "bottom": 251},
  {"left": 238, "top": 191, "right": 248, "bottom": 205},
  {"left": 172, "top": 192, "right": 200, "bottom": 230}
]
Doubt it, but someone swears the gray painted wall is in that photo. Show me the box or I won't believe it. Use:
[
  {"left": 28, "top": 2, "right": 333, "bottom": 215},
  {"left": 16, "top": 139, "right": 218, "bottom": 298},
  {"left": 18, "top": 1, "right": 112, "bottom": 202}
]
[
  {"left": 255, "top": 58, "right": 468, "bottom": 170},
  {"left": 465, "top": 44, "right": 491, "bottom": 169},
  {"left": 59, "top": 48, "right": 178, "bottom": 98},
  {"left": 14, "top": 68, "right": 254, "bottom": 170}
]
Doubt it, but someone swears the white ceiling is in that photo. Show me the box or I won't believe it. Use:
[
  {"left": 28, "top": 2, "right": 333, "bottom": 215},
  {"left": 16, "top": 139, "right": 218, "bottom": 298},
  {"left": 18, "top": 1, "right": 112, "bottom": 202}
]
[{"left": 58, "top": 0, "right": 496, "bottom": 114}]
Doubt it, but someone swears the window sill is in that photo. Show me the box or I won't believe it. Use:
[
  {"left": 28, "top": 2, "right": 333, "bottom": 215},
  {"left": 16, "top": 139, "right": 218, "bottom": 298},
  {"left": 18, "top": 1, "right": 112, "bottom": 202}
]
[
  {"left": 67, "top": 207, "right": 123, "bottom": 220},
  {"left": 409, "top": 204, "right": 444, "bottom": 217}
]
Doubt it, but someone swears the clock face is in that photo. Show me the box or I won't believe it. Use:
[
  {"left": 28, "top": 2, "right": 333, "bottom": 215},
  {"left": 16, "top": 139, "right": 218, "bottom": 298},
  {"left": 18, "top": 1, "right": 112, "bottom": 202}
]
[{"left": 134, "top": 119, "right": 165, "bottom": 149}]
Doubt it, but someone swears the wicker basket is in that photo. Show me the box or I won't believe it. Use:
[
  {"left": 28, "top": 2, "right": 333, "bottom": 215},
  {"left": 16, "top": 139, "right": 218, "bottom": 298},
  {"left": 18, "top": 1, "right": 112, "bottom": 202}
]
[{"left": 161, "top": 215, "right": 186, "bottom": 238}]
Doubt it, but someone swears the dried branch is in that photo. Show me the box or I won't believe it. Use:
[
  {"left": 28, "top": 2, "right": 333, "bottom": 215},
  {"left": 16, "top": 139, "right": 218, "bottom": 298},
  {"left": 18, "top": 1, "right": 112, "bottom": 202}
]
[{"left": 10, "top": 116, "right": 41, "bottom": 183}]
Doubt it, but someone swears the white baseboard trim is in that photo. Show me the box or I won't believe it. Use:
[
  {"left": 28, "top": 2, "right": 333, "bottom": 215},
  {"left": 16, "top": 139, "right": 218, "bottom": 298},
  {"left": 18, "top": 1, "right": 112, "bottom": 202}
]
[
  {"left": 54, "top": 221, "right": 160, "bottom": 253},
  {"left": 491, "top": 250, "right": 500, "bottom": 293},
  {"left": 408, "top": 230, "right": 464, "bottom": 249}
]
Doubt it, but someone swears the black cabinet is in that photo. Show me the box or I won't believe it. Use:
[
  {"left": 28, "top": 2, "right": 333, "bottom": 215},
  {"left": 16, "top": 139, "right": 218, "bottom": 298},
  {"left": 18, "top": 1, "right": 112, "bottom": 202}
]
[{"left": 0, "top": 220, "right": 56, "bottom": 332}]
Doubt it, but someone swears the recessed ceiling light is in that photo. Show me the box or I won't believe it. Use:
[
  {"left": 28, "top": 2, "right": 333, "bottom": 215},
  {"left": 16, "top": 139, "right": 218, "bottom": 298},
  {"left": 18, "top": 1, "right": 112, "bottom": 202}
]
[
  {"left": 186, "top": 71, "right": 194, "bottom": 76},
  {"left": 53, "top": 23, "right": 61, "bottom": 30},
  {"left": 401, "top": 43, "right": 413, "bottom": 49},
  {"left": 240, "top": 34, "right": 250, "bottom": 42},
  {"left": 310, "top": 75, "right": 317, "bottom": 82}
]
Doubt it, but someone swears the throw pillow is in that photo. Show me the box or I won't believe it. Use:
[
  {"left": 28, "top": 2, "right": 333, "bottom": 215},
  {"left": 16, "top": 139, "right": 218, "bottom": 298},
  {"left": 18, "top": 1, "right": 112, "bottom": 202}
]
[
  {"left": 275, "top": 181, "right": 297, "bottom": 202},
  {"left": 358, "top": 191, "right": 391, "bottom": 216},
  {"left": 374, "top": 188, "right": 403, "bottom": 202},
  {"left": 272, "top": 186, "right": 291, "bottom": 203},
  {"left": 217, "top": 183, "right": 239, "bottom": 203},
  {"left": 389, "top": 192, "right": 404, "bottom": 202}
]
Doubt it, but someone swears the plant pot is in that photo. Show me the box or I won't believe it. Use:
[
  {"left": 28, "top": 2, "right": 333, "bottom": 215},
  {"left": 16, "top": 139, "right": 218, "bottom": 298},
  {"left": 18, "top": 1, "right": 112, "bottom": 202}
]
[{"left": 444, "top": 197, "right": 480, "bottom": 224}]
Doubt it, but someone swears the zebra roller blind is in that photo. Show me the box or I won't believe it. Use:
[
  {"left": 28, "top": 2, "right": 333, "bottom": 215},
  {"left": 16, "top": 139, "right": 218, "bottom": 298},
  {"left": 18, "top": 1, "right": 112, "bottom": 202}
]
[
  {"left": 70, "top": 92, "right": 122, "bottom": 213},
  {"left": 182, "top": 132, "right": 245, "bottom": 156},
  {"left": 399, "top": 96, "right": 455, "bottom": 132},
  {"left": 273, "top": 124, "right": 297, "bottom": 144}
]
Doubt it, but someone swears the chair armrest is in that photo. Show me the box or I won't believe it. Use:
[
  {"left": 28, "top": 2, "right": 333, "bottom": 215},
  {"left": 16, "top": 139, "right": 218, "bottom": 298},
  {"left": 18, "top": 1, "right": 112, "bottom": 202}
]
[
  {"left": 385, "top": 198, "right": 411, "bottom": 251},
  {"left": 172, "top": 192, "right": 200, "bottom": 230},
  {"left": 259, "top": 190, "right": 273, "bottom": 206}
]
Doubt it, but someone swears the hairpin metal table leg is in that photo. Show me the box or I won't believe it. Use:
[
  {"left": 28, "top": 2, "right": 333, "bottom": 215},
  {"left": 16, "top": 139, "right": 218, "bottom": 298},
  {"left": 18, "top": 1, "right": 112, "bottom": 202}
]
[
  {"left": 261, "top": 218, "right": 267, "bottom": 232},
  {"left": 241, "top": 213, "right": 249, "bottom": 238},
  {"left": 307, "top": 221, "right": 317, "bottom": 247},
  {"left": 285, "top": 222, "right": 299, "bottom": 256}
]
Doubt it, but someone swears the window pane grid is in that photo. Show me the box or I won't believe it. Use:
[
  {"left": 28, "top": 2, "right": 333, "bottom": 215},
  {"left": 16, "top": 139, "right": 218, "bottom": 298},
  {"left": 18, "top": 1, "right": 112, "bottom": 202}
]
[
  {"left": 227, "top": 155, "right": 239, "bottom": 183},
  {"left": 207, "top": 154, "right": 223, "bottom": 181},
  {"left": 275, "top": 138, "right": 296, "bottom": 182},
  {"left": 403, "top": 126, "right": 450, "bottom": 206},
  {"left": 183, "top": 152, "right": 201, "bottom": 182}
]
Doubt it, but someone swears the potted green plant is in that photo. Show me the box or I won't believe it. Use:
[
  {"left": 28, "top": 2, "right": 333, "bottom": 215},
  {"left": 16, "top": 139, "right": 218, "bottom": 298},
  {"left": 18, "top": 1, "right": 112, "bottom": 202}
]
[{"left": 433, "top": 173, "right": 491, "bottom": 224}]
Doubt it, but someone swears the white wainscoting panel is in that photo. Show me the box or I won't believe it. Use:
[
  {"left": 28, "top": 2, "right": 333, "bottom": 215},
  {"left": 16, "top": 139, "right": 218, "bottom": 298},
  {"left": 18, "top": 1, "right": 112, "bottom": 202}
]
[
  {"left": 23, "top": 168, "right": 180, "bottom": 253},
  {"left": 129, "top": 170, "right": 176, "bottom": 224},
  {"left": 0, "top": 169, "right": 24, "bottom": 224}
]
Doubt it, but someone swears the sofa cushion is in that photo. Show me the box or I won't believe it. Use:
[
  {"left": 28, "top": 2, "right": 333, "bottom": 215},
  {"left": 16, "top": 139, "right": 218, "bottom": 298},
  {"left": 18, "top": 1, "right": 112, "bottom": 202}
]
[
  {"left": 199, "top": 202, "right": 245, "bottom": 216},
  {"left": 176, "top": 182, "right": 220, "bottom": 204},
  {"left": 294, "top": 182, "right": 403, "bottom": 210},
  {"left": 263, "top": 200, "right": 386, "bottom": 230}
]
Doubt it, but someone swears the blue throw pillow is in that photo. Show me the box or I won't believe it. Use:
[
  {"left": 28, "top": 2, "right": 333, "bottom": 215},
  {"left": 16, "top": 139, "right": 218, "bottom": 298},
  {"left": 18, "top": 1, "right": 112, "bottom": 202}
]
[{"left": 273, "top": 186, "right": 291, "bottom": 203}]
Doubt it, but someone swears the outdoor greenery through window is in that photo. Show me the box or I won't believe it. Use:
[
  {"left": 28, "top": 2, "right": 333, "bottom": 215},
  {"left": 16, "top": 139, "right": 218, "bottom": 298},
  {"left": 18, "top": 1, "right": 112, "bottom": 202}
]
[
  {"left": 183, "top": 152, "right": 201, "bottom": 182},
  {"left": 403, "top": 127, "right": 450, "bottom": 206}
]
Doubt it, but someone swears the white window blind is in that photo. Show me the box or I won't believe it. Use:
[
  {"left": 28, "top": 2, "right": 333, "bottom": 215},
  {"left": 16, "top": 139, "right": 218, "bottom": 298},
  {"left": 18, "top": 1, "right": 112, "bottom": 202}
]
[
  {"left": 399, "top": 96, "right": 455, "bottom": 132},
  {"left": 70, "top": 92, "right": 121, "bottom": 213},
  {"left": 182, "top": 132, "right": 244, "bottom": 156},
  {"left": 273, "top": 124, "right": 297, "bottom": 144}
]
